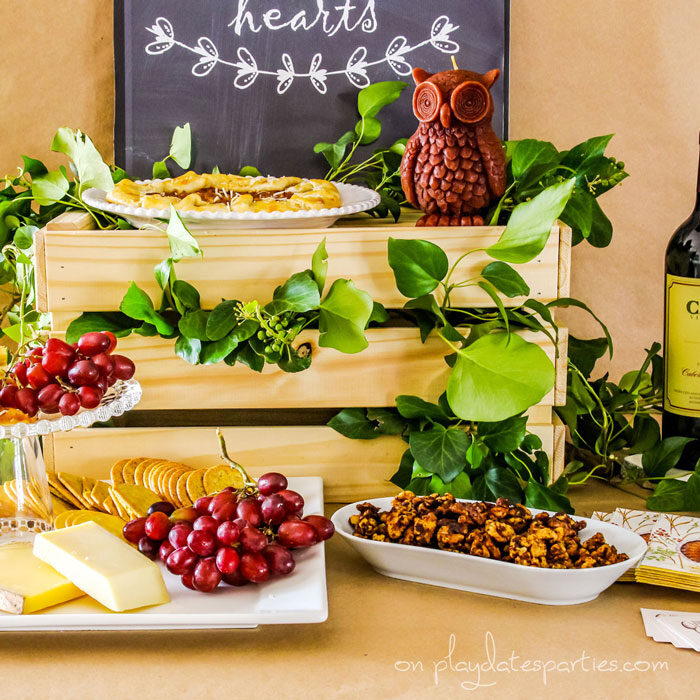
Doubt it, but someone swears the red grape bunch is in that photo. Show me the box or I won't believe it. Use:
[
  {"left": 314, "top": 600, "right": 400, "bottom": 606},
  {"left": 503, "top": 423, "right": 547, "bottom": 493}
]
[
  {"left": 123, "top": 471, "right": 334, "bottom": 593},
  {"left": 0, "top": 331, "right": 136, "bottom": 418}
]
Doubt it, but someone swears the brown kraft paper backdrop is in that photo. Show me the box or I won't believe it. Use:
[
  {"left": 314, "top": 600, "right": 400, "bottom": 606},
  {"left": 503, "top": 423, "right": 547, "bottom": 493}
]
[{"left": 1, "top": 0, "right": 700, "bottom": 377}]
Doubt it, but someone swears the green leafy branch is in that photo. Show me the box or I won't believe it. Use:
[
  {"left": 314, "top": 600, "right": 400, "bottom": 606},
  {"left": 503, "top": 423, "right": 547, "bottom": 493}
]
[
  {"left": 557, "top": 338, "right": 700, "bottom": 511},
  {"left": 314, "top": 81, "right": 409, "bottom": 221},
  {"left": 329, "top": 396, "right": 572, "bottom": 513},
  {"left": 495, "top": 135, "right": 628, "bottom": 247},
  {"left": 66, "top": 214, "right": 383, "bottom": 372}
]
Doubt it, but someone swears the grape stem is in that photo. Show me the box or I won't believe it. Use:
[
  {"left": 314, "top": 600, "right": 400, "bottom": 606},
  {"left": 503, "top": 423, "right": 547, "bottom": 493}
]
[{"left": 216, "top": 427, "right": 257, "bottom": 490}]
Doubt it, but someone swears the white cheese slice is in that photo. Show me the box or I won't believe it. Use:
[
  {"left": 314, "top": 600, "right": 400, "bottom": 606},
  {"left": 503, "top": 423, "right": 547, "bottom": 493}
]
[{"left": 33, "top": 522, "right": 170, "bottom": 612}]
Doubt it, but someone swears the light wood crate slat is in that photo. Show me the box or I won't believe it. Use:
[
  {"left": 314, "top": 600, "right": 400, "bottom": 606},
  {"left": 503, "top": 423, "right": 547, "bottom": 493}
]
[
  {"left": 46, "top": 422, "right": 562, "bottom": 503},
  {"left": 58, "top": 327, "right": 565, "bottom": 410},
  {"left": 37, "top": 213, "right": 569, "bottom": 319}
]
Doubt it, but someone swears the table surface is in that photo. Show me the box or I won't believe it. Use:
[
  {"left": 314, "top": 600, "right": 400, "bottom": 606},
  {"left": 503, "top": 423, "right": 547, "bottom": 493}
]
[{"left": 1, "top": 482, "right": 698, "bottom": 700}]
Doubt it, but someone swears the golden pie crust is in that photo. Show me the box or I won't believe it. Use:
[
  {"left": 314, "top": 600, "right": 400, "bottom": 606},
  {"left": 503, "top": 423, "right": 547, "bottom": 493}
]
[{"left": 106, "top": 171, "right": 342, "bottom": 213}]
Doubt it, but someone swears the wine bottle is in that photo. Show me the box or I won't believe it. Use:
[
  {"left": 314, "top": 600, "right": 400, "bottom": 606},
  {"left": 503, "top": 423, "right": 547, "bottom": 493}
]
[{"left": 663, "top": 134, "right": 700, "bottom": 467}]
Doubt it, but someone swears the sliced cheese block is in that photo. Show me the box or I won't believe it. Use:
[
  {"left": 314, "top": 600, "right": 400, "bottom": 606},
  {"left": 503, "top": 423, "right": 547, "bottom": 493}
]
[
  {"left": 33, "top": 522, "right": 170, "bottom": 612},
  {"left": 0, "top": 542, "right": 83, "bottom": 614}
]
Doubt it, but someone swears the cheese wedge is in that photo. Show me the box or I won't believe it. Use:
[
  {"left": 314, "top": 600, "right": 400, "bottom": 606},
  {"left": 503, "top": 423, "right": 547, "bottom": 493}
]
[
  {"left": 0, "top": 542, "right": 83, "bottom": 614},
  {"left": 33, "top": 522, "right": 170, "bottom": 612}
]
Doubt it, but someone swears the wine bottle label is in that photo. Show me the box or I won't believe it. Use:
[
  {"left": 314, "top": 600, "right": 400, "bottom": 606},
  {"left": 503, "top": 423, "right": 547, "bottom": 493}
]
[{"left": 665, "top": 274, "right": 700, "bottom": 416}]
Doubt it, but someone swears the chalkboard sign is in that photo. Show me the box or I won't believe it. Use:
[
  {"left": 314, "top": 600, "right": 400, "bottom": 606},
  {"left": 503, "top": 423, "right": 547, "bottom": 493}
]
[{"left": 115, "top": 1, "right": 509, "bottom": 178}]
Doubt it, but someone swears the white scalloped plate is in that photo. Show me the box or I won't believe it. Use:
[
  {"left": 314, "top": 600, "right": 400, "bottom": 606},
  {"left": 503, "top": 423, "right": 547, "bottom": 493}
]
[{"left": 82, "top": 182, "right": 380, "bottom": 230}]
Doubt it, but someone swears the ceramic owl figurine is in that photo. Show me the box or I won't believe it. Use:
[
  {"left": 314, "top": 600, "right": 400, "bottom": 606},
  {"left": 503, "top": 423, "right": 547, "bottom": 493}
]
[{"left": 401, "top": 66, "right": 506, "bottom": 226}]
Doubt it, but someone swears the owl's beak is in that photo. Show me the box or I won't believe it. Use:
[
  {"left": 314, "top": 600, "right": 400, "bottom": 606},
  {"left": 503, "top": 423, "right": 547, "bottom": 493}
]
[{"left": 439, "top": 103, "right": 452, "bottom": 129}]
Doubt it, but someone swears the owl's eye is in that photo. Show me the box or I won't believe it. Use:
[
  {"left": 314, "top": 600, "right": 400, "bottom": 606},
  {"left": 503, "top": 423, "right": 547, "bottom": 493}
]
[
  {"left": 412, "top": 82, "right": 442, "bottom": 122},
  {"left": 451, "top": 81, "right": 490, "bottom": 124}
]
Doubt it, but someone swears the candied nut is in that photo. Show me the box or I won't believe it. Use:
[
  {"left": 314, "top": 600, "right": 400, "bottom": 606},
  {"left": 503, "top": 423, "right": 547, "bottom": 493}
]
[{"left": 484, "top": 519, "right": 515, "bottom": 544}]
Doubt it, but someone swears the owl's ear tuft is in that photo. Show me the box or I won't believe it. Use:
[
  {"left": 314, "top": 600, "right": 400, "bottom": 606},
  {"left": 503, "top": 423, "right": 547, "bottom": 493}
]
[
  {"left": 482, "top": 69, "right": 500, "bottom": 88},
  {"left": 412, "top": 68, "right": 432, "bottom": 85}
]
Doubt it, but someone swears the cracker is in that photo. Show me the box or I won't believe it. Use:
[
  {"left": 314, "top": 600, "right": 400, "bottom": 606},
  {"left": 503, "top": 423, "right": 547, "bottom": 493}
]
[
  {"left": 186, "top": 469, "right": 207, "bottom": 502},
  {"left": 110, "top": 459, "right": 128, "bottom": 486},
  {"left": 176, "top": 472, "right": 192, "bottom": 507},
  {"left": 168, "top": 469, "right": 189, "bottom": 506},
  {"left": 133, "top": 458, "right": 156, "bottom": 487},
  {"left": 81, "top": 476, "right": 97, "bottom": 508},
  {"left": 121, "top": 458, "right": 141, "bottom": 486},
  {"left": 71, "top": 511, "right": 126, "bottom": 539},
  {"left": 53, "top": 510, "right": 74, "bottom": 528},
  {"left": 47, "top": 472, "right": 83, "bottom": 508},
  {"left": 112, "top": 483, "right": 160, "bottom": 518},
  {"left": 51, "top": 495, "right": 74, "bottom": 516},
  {"left": 91, "top": 481, "right": 111, "bottom": 512},
  {"left": 203, "top": 465, "right": 245, "bottom": 495},
  {"left": 58, "top": 472, "right": 91, "bottom": 509}
]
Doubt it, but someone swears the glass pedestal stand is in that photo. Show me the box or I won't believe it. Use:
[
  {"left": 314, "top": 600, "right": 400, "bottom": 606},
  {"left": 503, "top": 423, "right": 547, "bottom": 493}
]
[{"left": 0, "top": 379, "right": 141, "bottom": 544}]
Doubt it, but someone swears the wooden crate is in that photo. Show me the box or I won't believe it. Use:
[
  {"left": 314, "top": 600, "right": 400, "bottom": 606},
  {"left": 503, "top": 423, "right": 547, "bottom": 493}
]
[
  {"left": 45, "top": 418, "right": 566, "bottom": 503},
  {"left": 35, "top": 211, "right": 570, "bottom": 326},
  {"left": 35, "top": 211, "right": 571, "bottom": 500}
]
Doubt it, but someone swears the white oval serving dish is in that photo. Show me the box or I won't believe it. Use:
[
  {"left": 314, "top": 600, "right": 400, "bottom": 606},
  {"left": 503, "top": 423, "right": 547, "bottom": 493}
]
[
  {"left": 331, "top": 498, "right": 647, "bottom": 606},
  {"left": 82, "top": 182, "right": 380, "bottom": 230}
]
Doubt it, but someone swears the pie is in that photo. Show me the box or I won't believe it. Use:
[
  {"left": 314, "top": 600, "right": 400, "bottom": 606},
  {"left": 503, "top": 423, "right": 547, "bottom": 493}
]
[{"left": 106, "top": 171, "right": 342, "bottom": 213}]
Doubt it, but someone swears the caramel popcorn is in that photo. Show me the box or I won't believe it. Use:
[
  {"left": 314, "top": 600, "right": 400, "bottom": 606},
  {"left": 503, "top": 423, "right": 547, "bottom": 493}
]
[{"left": 350, "top": 491, "right": 629, "bottom": 570}]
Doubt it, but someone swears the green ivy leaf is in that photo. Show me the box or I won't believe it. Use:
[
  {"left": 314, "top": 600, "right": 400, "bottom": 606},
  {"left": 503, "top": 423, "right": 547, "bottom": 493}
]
[
  {"left": 31, "top": 170, "right": 70, "bottom": 206},
  {"left": 367, "top": 301, "right": 389, "bottom": 326},
  {"left": 567, "top": 335, "right": 609, "bottom": 378},
  {"left": 646, "top": 479, "right": 687, "bottom": 512},
  {"left": 560, "top": 134, "right": 614, "bottom": 170},
  {"left": 511, "top": 139, "right": 559, "bottom": 179},
  {"left": 447, "top": 332, "right": 555, "bottom": 421},
  {"left": 199, "top": 333, "right": 240, "bottom": 365},
  {"left": 481, "top": 261, "right": 530, "bottom": 298},
  {"left": 390, "top": 449, "right": 415, "bottom": 488},
  {"left": 206, "top": 300, "right": 239, "bottom": 341},
  {"left": 154, "top": 258, "right": 174, "bottom": 292},
  {"left": 524, "top": 479, "right": 574, "bottom": 513},
  {"left": 366, "top": 407, "right": 405, "bottom": 435},
  {"left": 388, "top": 237, "right": 448, "bottom": 297},
  {"left": 278, "top": 346, "right": 313, "bottom": 373},
  {"left": 313, "top": 132, "right": 355, "bottom": 170},
  {"left": 266, "top": 271, "right": 321, "bottom": 315},
  {"left": 548, "top": 297, "right": 613, "bottom": 356},
  {"left": 50, "top": 128, "right": 113, "bottom": 192},
  {"left": 235, "top": 343, "right": 264, "bottom": 372},
  {"left": 328, "top": 408, "right": 379, "bottom": 439},
  {"left": 409, "top": 425, "right": 468, "bottom": 482},
  {"left": 153, "top": 161, "right": 170, "bottom": 179},
  {"left": 484, "top": 467, "right": 524, "bottom": 503},
  {"left": 395, "top": 395, "right": 449, "bottom": 423},
  {"left": 318, "top": 279, "right": 373, "bottom": 353},
  {"left": 171, "top": 280, "right": 201, "bottom": 311},
  {"left": 166, "top": 206, "right": 201, "bottom": 260},
  {"left": 311, "top": 238, "right": 328, "bottom": 295},
  {"left": 357, "top": 81, "right": 407, "bottom": 118},
  {"left": 169, "top": 123, "right": 192, "bottom": 168},
  {"left": 355, "top": 116, "right": 381, "bottom": 145},
  {"left": 65, "top": 312, "right": 137, "bottom": 343},
  {"left": 683, "top": 472, "right": 700, "bottom": 510},
  {"left": 642, "top": 437, "right": 694, "bottom": 478},
  {"left": 13, "top": 225, "right": 38, "bottom": 250},
  {"left": 119, "top": 282, "right": 175, "bottom": 336},
  {"left": 425, "top": 471, "right": 472, "bottom": 498},
  {"left": 174, "top": 335, "right": 201, "bottom": 364},
  {"left": 479, "top": 415, "right": 528, "bottom": 454},
  {"left": 21, "top": 155, "right": 47, "bottom": 178},
  {"left": 487, "top": 178, "right": 575, "bottom": 263},
  {"left": 178, "top": 309, "right": 210, "bottom": 341}
]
